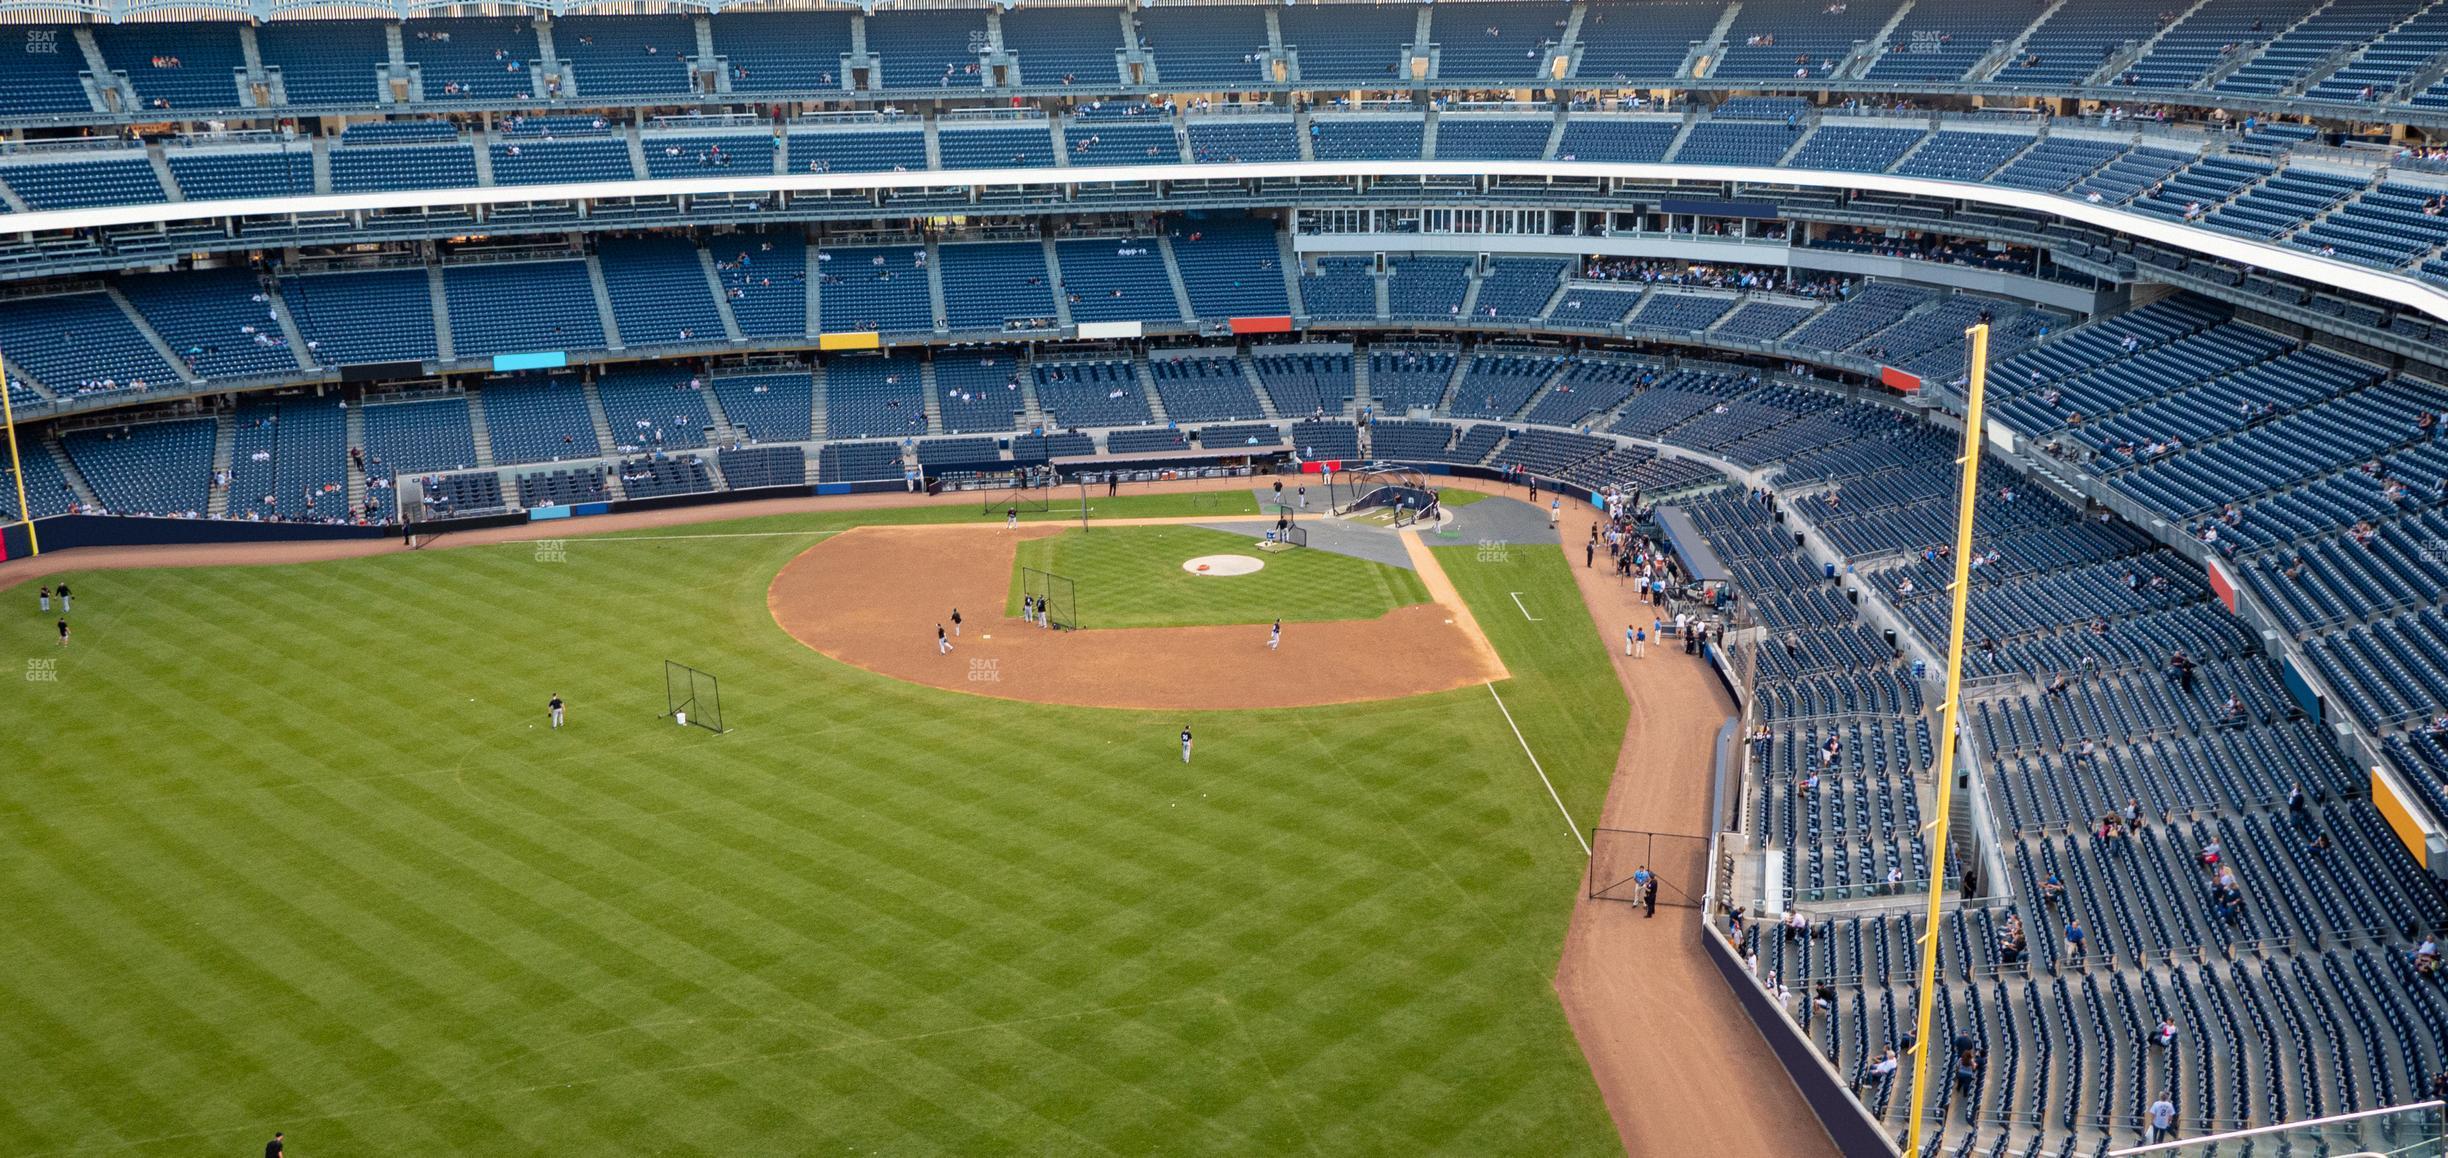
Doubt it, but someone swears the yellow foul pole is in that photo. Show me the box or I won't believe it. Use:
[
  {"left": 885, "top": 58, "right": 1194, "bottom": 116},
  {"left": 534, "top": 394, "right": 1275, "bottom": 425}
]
[
  {"left": 0, "top": 345, "right": 40, "bottom": 557},
  {"left": 1903, "top": 323, "right": 1988, "bottom": 1157}
]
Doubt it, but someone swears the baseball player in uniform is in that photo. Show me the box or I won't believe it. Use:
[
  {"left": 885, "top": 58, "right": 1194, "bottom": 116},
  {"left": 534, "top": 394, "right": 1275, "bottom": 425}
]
[
  {"left": 951, "top": 608, "right": 963, "bottom": 637},
  {"left": 1269, "top": 618, "right": 1281, "bottom": 651},
  {"left": 1180, "top": 726, "right": 1193, "bottom": 763},
  {"left": 937, "top": 624, "right": 952, "bottom": 654},
  {"left": 549, "top": 694, "right": 565, "bottom": 728}
]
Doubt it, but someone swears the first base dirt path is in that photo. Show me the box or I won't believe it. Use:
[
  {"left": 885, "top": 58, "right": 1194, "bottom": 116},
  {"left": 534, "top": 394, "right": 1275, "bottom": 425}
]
[{"left": 767, "top": 521, "right": 1506, "bottom": 711}]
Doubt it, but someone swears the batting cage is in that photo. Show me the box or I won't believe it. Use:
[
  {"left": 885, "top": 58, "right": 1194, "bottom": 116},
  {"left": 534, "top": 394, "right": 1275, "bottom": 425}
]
[
  {"left": 1586, "top": 827, "right": 1710, "bottom": 908},
  {"left": 664, "top": 660, "right": 728, "bottom": 733},
  {"left": 978, "top": 469, "right": 1055, "bottom": 514},
  {"left": 1340, "top": 466, "right": 1440, "bottom": 526},
  {"left": 1021, "top": 567, "right": 1078, "bottom": 630}
]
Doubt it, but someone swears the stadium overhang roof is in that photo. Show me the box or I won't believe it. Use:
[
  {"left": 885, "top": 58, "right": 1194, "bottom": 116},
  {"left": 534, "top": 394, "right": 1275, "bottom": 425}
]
[{"left": 8, "top": 158, "right": 2442, "bottom": 324}]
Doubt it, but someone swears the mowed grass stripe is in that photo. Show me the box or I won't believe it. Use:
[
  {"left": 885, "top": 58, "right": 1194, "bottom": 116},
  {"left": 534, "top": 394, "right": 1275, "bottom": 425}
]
[{"left": 1433, "top": 544, "right": 1628, "bottom": 829}]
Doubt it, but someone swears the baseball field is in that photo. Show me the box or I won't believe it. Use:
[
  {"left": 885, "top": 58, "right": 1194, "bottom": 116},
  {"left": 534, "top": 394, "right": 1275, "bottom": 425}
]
[{"left": 0, "top": 491, "right": 1636, "bottom": 1155}]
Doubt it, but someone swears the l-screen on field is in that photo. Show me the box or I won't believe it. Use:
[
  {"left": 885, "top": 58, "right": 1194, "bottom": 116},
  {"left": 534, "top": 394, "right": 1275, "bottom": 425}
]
[{"left": 0, "top": 492, "right": 1629, "bottom": 1155}]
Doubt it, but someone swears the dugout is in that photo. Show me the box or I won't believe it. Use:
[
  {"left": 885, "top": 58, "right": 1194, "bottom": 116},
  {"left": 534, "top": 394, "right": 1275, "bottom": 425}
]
[{"left": 1653, "top": 504, "right": 1735, "bottom": 606}]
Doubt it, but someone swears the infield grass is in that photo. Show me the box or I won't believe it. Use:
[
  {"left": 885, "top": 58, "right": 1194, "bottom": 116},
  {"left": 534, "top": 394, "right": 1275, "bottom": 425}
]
[
  {"left": 0, "top": 513, "right": 1623, "bottom": 1157},
  {"left": 1005, "top": 525, "right": 1429, "bottom": 629}
]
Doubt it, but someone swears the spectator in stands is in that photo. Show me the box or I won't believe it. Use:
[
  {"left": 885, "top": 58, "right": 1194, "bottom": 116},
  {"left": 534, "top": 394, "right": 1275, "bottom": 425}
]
[
  {"left": 1856, "top": 1047, "right": 1898, "bottom": 1090},
  {"left": 2064, "top": 917, "right": 2085, "bottom": 961},
  {"left": 2147, "top": 1094, "right": 2178, "bottom": 1144},
  {"left": 2147, "top": 1017, "right": 2176, "bottom": 1050}
]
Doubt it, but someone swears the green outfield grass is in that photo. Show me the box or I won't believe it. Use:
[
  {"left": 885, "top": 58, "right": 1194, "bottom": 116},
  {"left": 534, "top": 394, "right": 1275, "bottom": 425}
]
[
  {"left": 1005, "top": 525, "right": 1430, "bottom": 629},
  {"left": 1435, "top": 488, "right": 1492, "bottom": 509},
  {"left": 576, "top": 488, "right": 1261, "bottom": 541},
  {"left": 0, "top": 513, "right": 1622, "bottom": 1156}
]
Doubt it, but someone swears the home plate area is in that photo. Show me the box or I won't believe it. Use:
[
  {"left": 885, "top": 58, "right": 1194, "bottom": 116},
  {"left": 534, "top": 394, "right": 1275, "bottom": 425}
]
[{"left": 1182, "top": 554, "right": 1264, "bottom": 576}]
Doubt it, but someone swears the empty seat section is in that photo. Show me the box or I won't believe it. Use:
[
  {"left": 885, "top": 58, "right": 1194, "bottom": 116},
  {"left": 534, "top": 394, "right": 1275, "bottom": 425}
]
[
  {"left": 1475, "top": 259, "right": 1569, "bottom": 321},
  {"left": 284, "top": 269, "right": 437, "bottom": 365},
  {"left": 709, "top": 11, "right": 855, "bottom": 93},
  {"left": 253, "top": 20, "right": 389, "bottom": 105},
  {"left": 166, "top": 149, "right": 314, "bottom": 202},
  {"left": 1789, "top": 124, "right": 1927, "bottom": 173},
  {"left": 0, "top": 28, "right": 98, "bottom": 116},
  {"left": 1065, "top": 120, "right": 1182, "bottom": 166},
  {"left": 119, "top": 268, "right": 300, "bottom": 380},
  {"left": 597, "top": 237, "right": 725, "bottom": 346},
  {"left": 552, "top": 15, "right": 694, "bottom": 98},
  {"left": 402, "top": 18, "right": 540, "bottom": 101},
  {"left": 1862, "top": 0, "right": 2039, "bottom": 82},
  {"left": 359, "top": 396, "right": 479, "bottom": 484},
  {"left": 1278, "top": 4, "right": 1417, "bottom": 83},
  {"left": 595, "top": 367, "right": 714, "bottom": 451},
  {"left": 818, "top": 440, "right": 905, "bottom": 482},
  {"left": 1672, "top": 118, "right": 1804, "bottom": 166},
  {"left": 1056, "top": 237, "right": 1179, "bottom": 323},
  {"left": 1147, "top": 356, "right": 1263, "bottom": 422},
  {"left": 1435, "top": 118, "right": 1552, "bottom": 161},
  {"left": 490, "top": 137, "right": 633, "bottom": 186},
  {"left": 330, "top": 143, "right": 479, "bottom": 193},
  {"left": 710, "top": 232, "right": 808, "bottom": 340},
  {"left": 1386, "top": 256, "right": 1472, "bottom": 319},
  {"left": 1709, "top": 0, "right": 1909, "bottom": 81},
  {"left": 94, "top": 23, "right": 247, "bottom": 110},
  {"left": 710, "top": 371, "right": 814, "bottom": 443},
  {"left": 938, "top": 242, "right": 1056, "bottom": 332},
  {"left": 1428, "top": 2, "right": 1569, "bottom": 83},
  {"left": 62, "top": 419, "right": 216, "bottom": 516},
  {"left": 1301, "top": 258, "right": 1378, "bottom": 320},
  {"left": 865, "top": 9, "right": 989, "bottom": 90},
  {"left": 1186, "top": 118, "right": 1300, "bottom": 163},
  {"left": 1998, "top": 0, "right": 2165, "bottom": 86},
  {"left": 938, "top": 124, "right": 1058, "bottom": 169},
  {"left": 789, "top": 126, "right": 928, "bottom": 173},
  {"left": 1252, "top": 351, "right": 1354, "bottom": 416},
  {"left": 718, "top": 445, "right": 807, "bottom": 489},
  {"left": 1555, "top": 118, "right": 1681, "bottom": 162},
  {"left": 1001, "top": 6, "right": 1127, "bottom": 87},
  {"left": 1169, "top": 216, "right": 1290, "bottom": 318},
  {"left": 1573, "top": 1, "right": 1728, "bottom": 81},
  {"left": 644, "top": 132, "right": 774, "bottom": 179},
  {"left": 1138, "top": 6, "right": 1273, "bottom": 86},
  {"left": 1033, "top": 360, "right": 1151, "bottom": 427},
  {"left": 482, "top": 374, "right": 600, "bottom": 462},
  {"left": 225, "top": 396, "right": 351, "bottom": 521},
  {"left": 0, "top": 293, "right": 180, "bottom": 395},
  {"left": 823, "top": 354, "right": 929, "bottom": 439},
  {"left": 932, "top": 350, "right": 1025, "bottom": 434},
  {"left": 443, "top": 261, "right": 604, "bottom": 357},
  {"left": 817, "top": 245, "right": 934, "bottom": 334},
  {"left": 1310, "top": 117, "right": 1424, "bottom": 161},
  {"left": 1891, "top": 131, "right": 2032, "bottom": 181},
  {"left": 0, "top": 157, "right": 166, "bottom": 210}
]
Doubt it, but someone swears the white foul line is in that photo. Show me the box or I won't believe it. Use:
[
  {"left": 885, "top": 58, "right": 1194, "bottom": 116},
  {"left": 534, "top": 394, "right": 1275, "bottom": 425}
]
[
  {"left": 1487, "top": 682, "right": 1591, "bottom": 857},
  {"left": 1508, "top": 591, "right": 1542, "bottom": 621}
]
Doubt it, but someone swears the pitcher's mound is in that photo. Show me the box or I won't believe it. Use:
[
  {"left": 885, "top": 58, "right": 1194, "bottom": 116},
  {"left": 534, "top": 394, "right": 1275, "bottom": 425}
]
[{"left": 1183, "top": 554, "right": 1264, "bottom": 576}]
